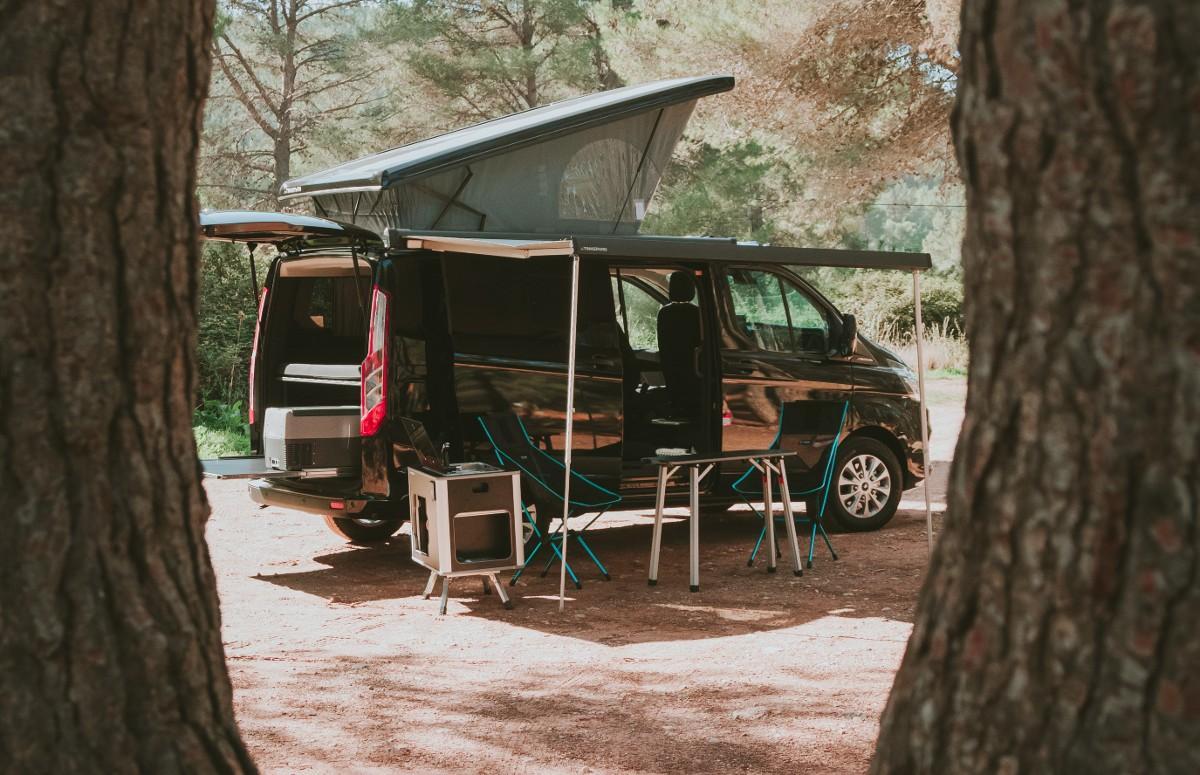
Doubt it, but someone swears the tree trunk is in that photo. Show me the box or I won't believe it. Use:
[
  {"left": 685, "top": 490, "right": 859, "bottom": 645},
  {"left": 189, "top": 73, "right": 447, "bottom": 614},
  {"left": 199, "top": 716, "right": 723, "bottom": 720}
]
[
  {"left": 0, "top": 2, "right": 255, "bottom": 772},
  {"left": 273, "top": 134, "right": 292, "bottom": 206},
  {"left": 872, "top": 3, "right": 1199, "bottom": 773}
]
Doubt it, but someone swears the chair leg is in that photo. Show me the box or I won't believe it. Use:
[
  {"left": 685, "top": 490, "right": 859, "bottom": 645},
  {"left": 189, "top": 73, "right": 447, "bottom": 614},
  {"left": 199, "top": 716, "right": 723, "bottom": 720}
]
[
  {"left": 748, "top": 523, "right": 767, "bottom": 566},
  {"left": 510, "top": 538, "right": 544, "bottom": 586},
  {"left": 807, "top": 519, "right": 818, "bottom": 569},
  {"left": 537, "top": 533, "right": 582, "bottom": 589},
  {"left": 816, "top": 520, "right": 838, "bottom": 561},
  {"left": 539, "top": 545, "right": 558, "bottom": 576},
  {"left": 574, "top": 533, "right": 611, "bottom": 581}
]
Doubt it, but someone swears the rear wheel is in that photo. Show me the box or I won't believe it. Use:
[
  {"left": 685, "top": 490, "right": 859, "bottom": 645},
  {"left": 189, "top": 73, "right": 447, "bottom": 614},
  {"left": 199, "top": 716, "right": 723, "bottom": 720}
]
[
  {"left": 322, "top": 515, "right": 404, "bottom": 544},
  {"left": 824, "top": 437, "right": 902, "bottom": 532}
]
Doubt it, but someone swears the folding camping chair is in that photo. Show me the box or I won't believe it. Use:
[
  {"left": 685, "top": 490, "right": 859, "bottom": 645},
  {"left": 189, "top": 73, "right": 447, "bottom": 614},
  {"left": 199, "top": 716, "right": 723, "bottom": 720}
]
[
  {"left": 477, "top": 413, "right": 621, "bottom": 588},
  {"left": 732, "top": 400, "right": 849, "bottom": 569}
]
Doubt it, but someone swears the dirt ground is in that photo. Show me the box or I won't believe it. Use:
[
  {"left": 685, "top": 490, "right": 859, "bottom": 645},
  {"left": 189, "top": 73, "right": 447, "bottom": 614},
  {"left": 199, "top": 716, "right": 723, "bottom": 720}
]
[{"left": 206, "top": 377, "right": 966, "bottom": 774}]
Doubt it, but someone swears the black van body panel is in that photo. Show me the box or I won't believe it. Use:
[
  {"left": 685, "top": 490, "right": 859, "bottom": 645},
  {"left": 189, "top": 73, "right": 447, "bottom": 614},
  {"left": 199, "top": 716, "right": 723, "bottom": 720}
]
[
  {"left": 359, "top": 254, "right": 460, "bottom": 501},
  {"left": 359, "top": 250, "right": 925, "bottom": 515},
  {"left": 242, "top": 235, "right": 929, "bottom": 528},
  {"left": 845, "top": 337, "right": 926, "bottom": 489}
]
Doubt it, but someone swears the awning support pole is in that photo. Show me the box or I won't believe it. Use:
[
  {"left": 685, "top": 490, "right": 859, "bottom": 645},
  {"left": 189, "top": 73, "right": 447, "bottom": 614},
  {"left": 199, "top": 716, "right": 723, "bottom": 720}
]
[
  {"left": 912, "top": 269, "right": 934, "bottom": 552},
  {"left": 559, "top": 253, "right": 582, "bottom": 612}
]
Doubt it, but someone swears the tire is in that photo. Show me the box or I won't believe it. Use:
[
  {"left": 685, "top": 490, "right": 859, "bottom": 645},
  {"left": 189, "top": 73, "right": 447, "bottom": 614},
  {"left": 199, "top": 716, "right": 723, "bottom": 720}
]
[
  {"left": 823, "top": 436, "right": 902, "bottom": 532},
  {"left": 322, "top": 514, "right": 404, "bottom": 544}
]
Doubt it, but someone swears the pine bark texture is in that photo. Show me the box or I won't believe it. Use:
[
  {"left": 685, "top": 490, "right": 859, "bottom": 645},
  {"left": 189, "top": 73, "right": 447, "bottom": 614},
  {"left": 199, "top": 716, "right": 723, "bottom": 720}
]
[
  {"left": 872, "top": 2, "right": 1199, "bottom": 773},
  {"left": 0, "top": 1, "right": 254, "bottom": 772}
]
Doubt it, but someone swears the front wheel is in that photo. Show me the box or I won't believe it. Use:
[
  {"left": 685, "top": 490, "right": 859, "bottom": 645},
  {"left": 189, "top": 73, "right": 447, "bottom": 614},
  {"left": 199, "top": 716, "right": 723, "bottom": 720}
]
[
  {"left": 823, "top": 437, "right": 902, "bottom": 532},
  {"left": 322, "top": 515, "right": 404, "bottom": 544}
]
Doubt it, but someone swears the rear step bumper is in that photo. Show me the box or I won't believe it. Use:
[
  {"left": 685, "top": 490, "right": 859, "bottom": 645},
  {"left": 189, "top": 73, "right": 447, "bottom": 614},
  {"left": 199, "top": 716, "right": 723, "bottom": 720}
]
[{"left": 248, "top": 478, "right": 396, "bottom": 519}]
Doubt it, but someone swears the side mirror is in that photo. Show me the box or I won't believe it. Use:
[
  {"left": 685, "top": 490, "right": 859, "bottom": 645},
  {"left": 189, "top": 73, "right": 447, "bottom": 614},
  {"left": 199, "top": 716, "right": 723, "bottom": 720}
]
[{"left": 839, "top": 314, "right": 858, "bottom": 356}]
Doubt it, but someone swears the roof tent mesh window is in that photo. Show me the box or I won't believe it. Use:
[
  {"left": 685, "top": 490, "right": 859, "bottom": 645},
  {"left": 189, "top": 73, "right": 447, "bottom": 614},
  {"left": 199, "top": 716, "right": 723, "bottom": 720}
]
[{"left": 312, "top": 102, "right": 694, "bottom": 236}]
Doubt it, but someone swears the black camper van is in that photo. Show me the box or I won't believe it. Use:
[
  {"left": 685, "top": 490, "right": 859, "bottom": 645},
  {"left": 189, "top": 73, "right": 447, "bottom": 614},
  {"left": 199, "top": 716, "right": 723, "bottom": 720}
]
[{"left": 201, "top": 76, "right": 930, "bottom": 543}]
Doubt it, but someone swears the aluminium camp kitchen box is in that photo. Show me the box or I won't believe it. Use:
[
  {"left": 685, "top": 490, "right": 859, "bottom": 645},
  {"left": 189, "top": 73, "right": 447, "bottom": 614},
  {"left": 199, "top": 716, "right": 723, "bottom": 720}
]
[{"left": 408, "top": 466, "right": 524, "bottom": 576}]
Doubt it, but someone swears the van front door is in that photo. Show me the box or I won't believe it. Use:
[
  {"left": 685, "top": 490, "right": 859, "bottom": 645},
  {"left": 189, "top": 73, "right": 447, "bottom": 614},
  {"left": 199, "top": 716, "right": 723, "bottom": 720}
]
[{"left": 719, "top": 266, "right": 854, "bottom": 487}]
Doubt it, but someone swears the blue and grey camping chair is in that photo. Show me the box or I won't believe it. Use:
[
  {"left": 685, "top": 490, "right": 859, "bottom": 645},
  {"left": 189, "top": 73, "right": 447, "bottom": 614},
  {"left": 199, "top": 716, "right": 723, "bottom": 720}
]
[
  {"left": 477, "top": 413, "right": 621, "bottom": 588},
  {"left": 732, "top": 400, "right": 849, "bottom": 569}
]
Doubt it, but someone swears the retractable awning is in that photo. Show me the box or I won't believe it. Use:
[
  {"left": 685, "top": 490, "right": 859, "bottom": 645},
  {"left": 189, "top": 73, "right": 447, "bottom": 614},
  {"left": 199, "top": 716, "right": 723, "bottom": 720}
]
[
  {"left": 387, "top": 229, "right": 932, "bottom": 271},
  {"left": 402, "top": 235, "right": 573, "bottom": 259},
  {"left": 279, "top": 76, "right": 734, "bottom": 236}
]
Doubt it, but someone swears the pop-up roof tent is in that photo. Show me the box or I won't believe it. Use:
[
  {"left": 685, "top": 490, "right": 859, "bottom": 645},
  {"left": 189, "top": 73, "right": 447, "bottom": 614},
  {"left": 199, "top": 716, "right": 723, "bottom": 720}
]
[
  {"left": 278, "top": 76, "right": 734, "bottom": 236},
  {"left": 265, "top": 75, "right": 938, "bottom": 610}
]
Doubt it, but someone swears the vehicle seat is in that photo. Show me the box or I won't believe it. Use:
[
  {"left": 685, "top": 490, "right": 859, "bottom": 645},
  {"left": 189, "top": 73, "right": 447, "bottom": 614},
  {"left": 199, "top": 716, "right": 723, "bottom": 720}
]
[{"left": 656, "top": 270, "right": 702, "bottom": 417}]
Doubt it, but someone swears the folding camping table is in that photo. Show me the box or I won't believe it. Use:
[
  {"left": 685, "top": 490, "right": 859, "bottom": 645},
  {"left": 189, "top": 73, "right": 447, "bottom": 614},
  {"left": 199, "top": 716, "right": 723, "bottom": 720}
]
[{"left": 644, "top": 450, "right": 801, "bottom": 591}]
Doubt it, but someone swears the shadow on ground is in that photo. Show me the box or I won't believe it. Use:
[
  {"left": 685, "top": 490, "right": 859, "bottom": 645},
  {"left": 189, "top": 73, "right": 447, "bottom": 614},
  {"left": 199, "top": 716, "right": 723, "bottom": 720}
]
[{"left": 256, "top": 503, "right": 928, "bottom": 646}]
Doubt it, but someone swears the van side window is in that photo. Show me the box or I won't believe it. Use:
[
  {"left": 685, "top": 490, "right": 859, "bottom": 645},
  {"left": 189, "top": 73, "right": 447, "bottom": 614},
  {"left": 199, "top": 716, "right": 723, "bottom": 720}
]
[
  {"left": 610, "top": 273, "right": 665, "bottom": 352},
  {"left": 445, "top": 256, "right": 615, "bottom": 361},
  {"left": 725, "top": 268, "right": 829, "bottom": 354}
]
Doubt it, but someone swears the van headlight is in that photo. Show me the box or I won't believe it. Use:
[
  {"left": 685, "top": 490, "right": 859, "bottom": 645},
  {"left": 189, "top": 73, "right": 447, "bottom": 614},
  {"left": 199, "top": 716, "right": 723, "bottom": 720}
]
[{"left": 893, "top": 365, "right": 921, "bottom": 399}]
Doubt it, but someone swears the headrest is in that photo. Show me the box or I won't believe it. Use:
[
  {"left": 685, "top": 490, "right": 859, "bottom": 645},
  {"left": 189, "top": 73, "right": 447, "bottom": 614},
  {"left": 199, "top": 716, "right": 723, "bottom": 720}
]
[{"left": 668, "top": 270, "right": 696, "bottom": 303}]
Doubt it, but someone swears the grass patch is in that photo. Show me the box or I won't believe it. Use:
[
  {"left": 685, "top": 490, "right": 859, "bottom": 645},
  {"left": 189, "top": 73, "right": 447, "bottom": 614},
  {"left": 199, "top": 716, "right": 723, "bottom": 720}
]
[
  {"left": 193, "top": 400, "right": 250, "bottom": 458},
  {"left": 873, "top": 319, "right": 969, "bottom": 374}
]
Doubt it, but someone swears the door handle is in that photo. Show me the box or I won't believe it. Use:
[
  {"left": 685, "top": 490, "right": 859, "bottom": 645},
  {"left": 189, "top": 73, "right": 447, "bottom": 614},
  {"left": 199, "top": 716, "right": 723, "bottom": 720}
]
[{"left": 591, "top": 355, "right": 619, "bottom": 370}]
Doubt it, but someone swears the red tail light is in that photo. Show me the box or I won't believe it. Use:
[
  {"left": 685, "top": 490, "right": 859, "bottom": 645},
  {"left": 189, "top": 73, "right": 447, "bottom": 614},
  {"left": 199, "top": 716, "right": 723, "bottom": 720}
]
[
  {"left": 360, "top": 287, "right": 390, "bottom": 436},
  {"left": 248, "top": 287, "right": 268, "bottom": 426}
]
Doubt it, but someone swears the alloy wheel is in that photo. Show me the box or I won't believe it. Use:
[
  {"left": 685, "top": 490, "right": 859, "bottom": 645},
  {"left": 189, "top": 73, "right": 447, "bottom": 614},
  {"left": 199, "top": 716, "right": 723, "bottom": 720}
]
[{"left": 836, "top": 453, "right": 892, "bottom": 520}]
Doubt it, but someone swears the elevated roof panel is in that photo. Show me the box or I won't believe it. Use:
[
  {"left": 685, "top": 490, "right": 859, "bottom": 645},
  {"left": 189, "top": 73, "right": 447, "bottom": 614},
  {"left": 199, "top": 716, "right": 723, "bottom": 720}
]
[{"left": 279, "top": 75, "right": 734, "bottom": 200}]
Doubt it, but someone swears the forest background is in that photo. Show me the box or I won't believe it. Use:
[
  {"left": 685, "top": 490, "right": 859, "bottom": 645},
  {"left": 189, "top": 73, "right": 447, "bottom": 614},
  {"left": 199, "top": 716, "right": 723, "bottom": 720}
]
[{"left": 196, "top": 0, "right": 965, "bottom": 455}]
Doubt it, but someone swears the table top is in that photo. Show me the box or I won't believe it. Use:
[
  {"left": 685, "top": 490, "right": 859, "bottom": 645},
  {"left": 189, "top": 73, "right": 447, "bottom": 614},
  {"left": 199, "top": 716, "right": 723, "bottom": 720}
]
[{"left": 643, "top": 449, "right": 797, "bottom": 466}]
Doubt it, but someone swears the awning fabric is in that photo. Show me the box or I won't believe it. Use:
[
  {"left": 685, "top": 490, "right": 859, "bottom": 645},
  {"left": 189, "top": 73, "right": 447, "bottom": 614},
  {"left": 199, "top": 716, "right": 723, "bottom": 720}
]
[
  {"left": 403, "top": 235, "right": 574, "bottom": 259},
  {"left": 389, "top": 229, "right": 932, "bottom": 271}
]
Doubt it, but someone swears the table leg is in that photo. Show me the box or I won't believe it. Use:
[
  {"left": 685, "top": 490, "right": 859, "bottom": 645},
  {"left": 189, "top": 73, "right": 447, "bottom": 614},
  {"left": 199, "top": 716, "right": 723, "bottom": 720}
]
[
  {"left": 422, "top": 570, "right": 438, "bottom": 599},
  {"left": 763, "top": 462, "right": 777, "bottom": 574},
  {"left": 777, "top": 462, "right": 804, "bottom": 576},
  {"left": 649, "top": 465, "right": 668, "bottom": 586},
  {"left": 438, "top": 576, "right": 450, "bottom": 616},
  {"left": 689, "top": 464, "right": 700, "bottom": 592},
  {"left": 489, "top": 573, "right": 513, "bottom": 610}
]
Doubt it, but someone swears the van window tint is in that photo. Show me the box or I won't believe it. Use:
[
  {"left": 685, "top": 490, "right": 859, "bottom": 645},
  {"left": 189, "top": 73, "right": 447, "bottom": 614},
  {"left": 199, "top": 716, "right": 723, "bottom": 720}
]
[
  {"left": 291, "top": 277, "right": 364, "bottom": 337},
  {"left": 725, "top": 268, "right": 828, "bottom": 353},
  {"left": 444, "top": 255, "right": 614, "bottom": 361}
]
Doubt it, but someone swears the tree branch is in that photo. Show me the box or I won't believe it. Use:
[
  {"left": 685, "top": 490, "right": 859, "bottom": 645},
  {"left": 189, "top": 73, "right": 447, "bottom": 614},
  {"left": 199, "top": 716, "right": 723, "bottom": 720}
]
[
  {"left": 212, "top": 41, "right": 279, "bottom": 140},
  {"left": 217, "top": 33, "right": 282, "bottom": 120},
  {"left": 296, "top": 0, "right": 363, "bottom": 25}
]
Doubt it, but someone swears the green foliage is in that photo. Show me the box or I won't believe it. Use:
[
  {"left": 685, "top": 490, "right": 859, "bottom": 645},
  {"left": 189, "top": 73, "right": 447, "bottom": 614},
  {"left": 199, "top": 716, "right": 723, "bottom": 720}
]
[
  {"left": 643, "top": 140, "right": 801, "bottom": 243},
  {"left": 801, "top": 268, "right": 963, "bottom": 340},
  {"left": 198, "top": 243, "right": 259, "bottom": 406},
  {"left": 193, "top": 399, "right": 251, "bottom": 458},
  {"left": 386, "top": 0, "right": 622, "bottom": 119}
]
